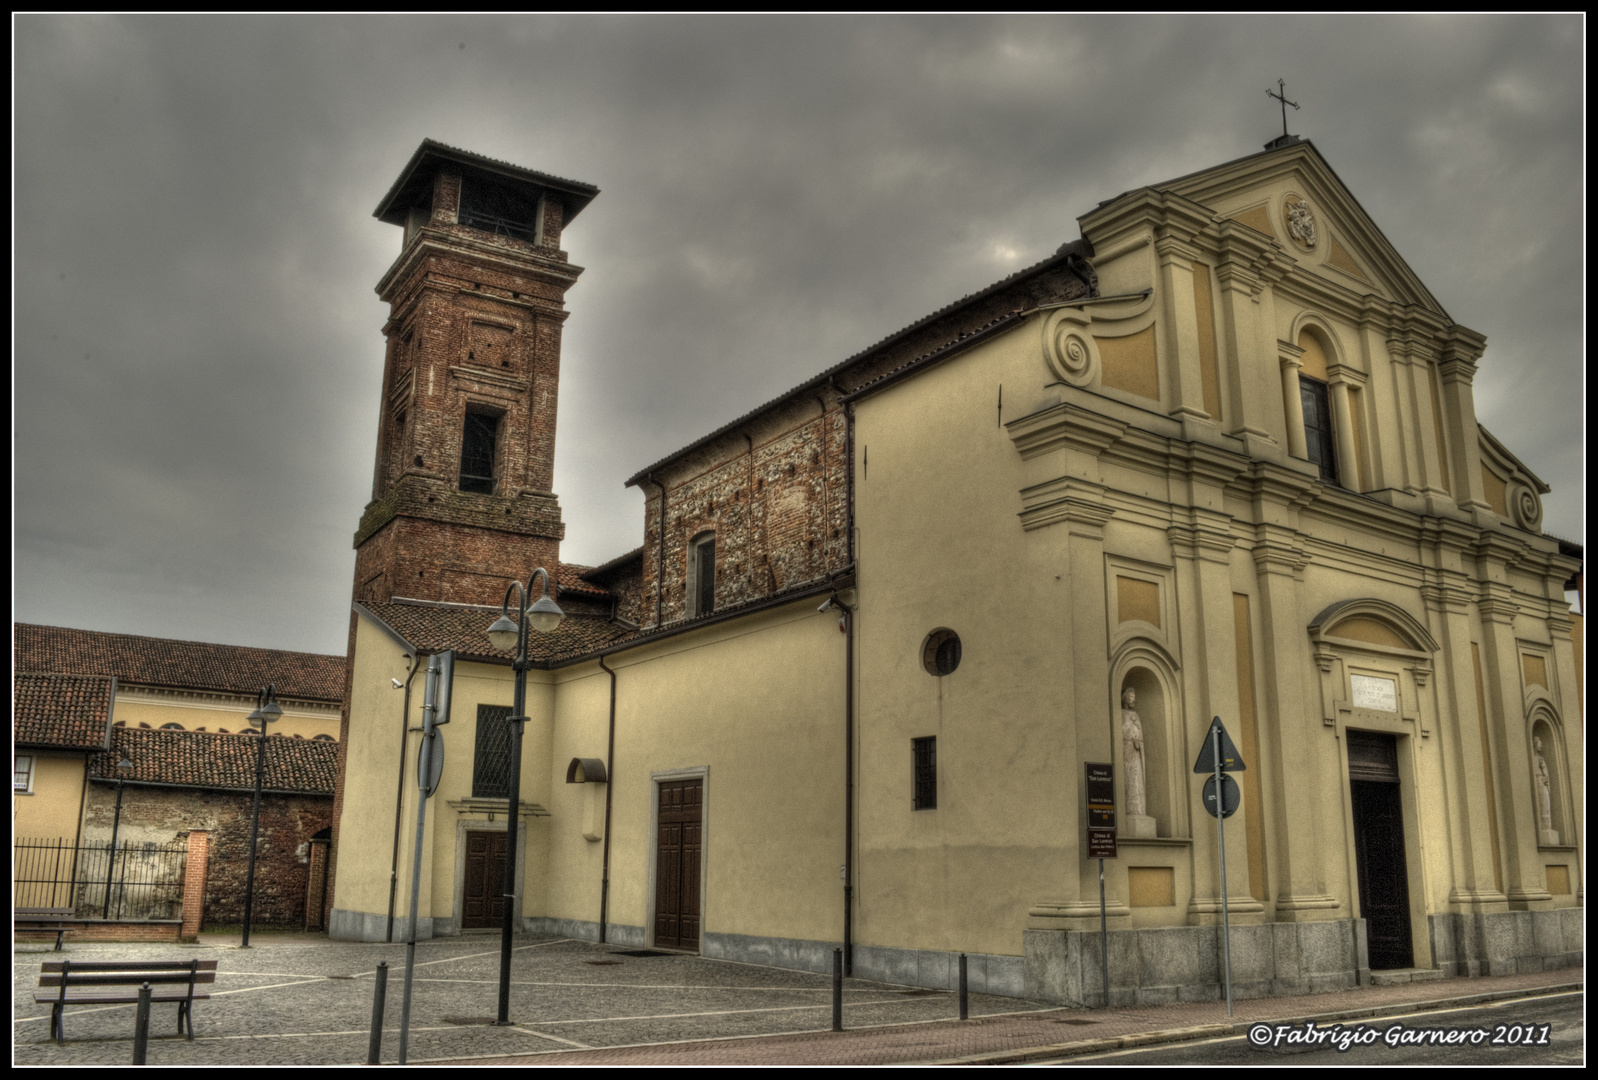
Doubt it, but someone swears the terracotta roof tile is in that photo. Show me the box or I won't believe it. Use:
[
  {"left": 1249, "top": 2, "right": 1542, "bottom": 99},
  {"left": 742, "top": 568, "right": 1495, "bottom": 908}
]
[
  {"left": 14, "top": 624, "right": 345, "bottom": 702},
  {"left": 558, "top": 562, "right": 610, "bottom": 599},
  {"left": 14, "top": 673, "right": 114, "bottom": 751},
  {"left": 356, "top": 601, "right": 635, "bottom": 664},
  {"left": 89, "top": 727, "right": 337, "bottom": 795}
]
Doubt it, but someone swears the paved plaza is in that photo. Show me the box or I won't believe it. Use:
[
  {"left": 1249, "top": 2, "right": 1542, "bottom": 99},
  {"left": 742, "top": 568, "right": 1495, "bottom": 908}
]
[
  {"left": 14, "top": 932, "right": 1581, "bottom": 1066},
  {"left": 14, "top": 931, "right": 1041, "bottom": 1065}
]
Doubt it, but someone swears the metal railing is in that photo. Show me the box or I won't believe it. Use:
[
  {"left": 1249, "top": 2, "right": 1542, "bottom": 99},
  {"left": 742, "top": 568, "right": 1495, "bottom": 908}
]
[{"left": 14, "top": 838, "right": 187, "bottom": 921}]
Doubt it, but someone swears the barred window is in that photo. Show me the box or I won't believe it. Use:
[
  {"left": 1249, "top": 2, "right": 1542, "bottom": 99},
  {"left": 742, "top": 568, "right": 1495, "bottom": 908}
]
[
  {"left": 473, "top": 705, "right": 514, "bottom": 799},
  {"left": 912, "top": 737, "right": 937, "bottom": 811}
]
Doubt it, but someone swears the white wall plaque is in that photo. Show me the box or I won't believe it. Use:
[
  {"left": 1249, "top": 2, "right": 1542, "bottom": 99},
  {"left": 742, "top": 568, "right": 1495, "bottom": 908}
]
[{"left": 1351, "top": 674, "right": 1397, "bottom": 713}]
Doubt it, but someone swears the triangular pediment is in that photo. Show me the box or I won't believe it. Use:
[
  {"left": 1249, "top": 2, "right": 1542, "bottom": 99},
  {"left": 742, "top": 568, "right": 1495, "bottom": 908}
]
[
  {"left": 1084, "top": 141, "right": 1448, "bottom": 320},
  {"left": 1154, "top": 141, "right": 1446, "bottom": 317}
]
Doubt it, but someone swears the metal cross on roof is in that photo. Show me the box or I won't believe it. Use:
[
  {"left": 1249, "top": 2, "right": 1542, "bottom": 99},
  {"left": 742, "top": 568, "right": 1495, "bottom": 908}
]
[{"left": 1267, "top": 78, "right": 1300, "bottom": 140}]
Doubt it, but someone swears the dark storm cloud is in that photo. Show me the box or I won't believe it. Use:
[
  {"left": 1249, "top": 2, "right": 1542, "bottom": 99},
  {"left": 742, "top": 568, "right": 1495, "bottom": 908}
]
[{"left": 14, "top": 15, "right": 1584, "bottom": 653}]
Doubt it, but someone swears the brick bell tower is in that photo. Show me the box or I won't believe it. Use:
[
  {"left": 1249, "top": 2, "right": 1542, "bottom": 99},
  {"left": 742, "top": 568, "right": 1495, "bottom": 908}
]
[{"left": 353, "top": 140, "right": 599, "bottom": 607}]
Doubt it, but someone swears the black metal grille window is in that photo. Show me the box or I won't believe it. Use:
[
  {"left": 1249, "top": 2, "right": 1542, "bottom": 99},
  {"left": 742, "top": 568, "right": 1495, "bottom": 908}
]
[
  {"left": 459, "top": 412, "right": 499, "bottom": 494},
  {"left": 695, "top": 534, "right": 715, "bottom": 616},
  {"left": 1299, "top": 376, "right": 1339, "bottom": 484},
  {"left": 458, "top": 173, "right": 542, "bottom": 244},
  {"left": 473, "top": 705, "right": 514, "bottom": 799},
  {"left": 912, "top": 736, "right": 937, "bottom": 811}
]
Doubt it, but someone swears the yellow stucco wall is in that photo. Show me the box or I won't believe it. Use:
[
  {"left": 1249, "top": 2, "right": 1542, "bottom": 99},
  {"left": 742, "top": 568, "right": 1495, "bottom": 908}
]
[
  {"left": 113, "top": 692, "right": 340, "bottom": 740},
  {"left": 15, "top": 751, "right": 87, "bottom": 843}
]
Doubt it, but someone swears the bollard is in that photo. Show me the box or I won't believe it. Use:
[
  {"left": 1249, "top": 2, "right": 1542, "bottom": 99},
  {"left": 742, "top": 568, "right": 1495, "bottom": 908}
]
[
  {"left": 958, "top": 953, "right": 968, "bottom": 1021},
  {"left": 132, "top": 982, "right": 152, "bottom": 1065},
  {"left": 367, "top": 961, "right": 389, "bottom": 1065},
  {"left": 831, "top": 947, "right": 843, "bottom": 1032}
]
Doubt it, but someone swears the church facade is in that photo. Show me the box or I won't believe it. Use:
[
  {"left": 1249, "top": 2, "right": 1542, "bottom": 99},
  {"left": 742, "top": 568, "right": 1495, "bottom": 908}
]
[{"left": 327, "top": 138, "right": 1581, "bottom": 1004}]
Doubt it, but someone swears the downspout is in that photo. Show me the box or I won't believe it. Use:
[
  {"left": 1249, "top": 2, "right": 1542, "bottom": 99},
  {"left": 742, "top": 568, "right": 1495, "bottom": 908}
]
[
  {"left": 743, "top": 433, "right": 759, "bottom": 591},
  {"left": 597, "top": 655, "right": 619, "bottom": 943},
  {"left": 825, "top": 590, "right": 857, "bottom": 975},
  {"left": 386, "top": 651, "right": 422, "bottom": 942},
  {"left": 812, "top": 395, "right": 830, "bottom": 566},
  {"left": 828, "top": 376, "right": 858, "bottom": 975},
  {"left": 647, "top": 473, "right": 667, "bottom": 628}
]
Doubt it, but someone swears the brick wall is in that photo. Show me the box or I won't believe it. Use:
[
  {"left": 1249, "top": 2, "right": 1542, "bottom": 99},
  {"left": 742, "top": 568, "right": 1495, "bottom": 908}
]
[
  {"left": 83, "top": 783, "right": 331, "bottom": 931},
  {"left": 356, "top": 165, "right": 583, "bottom": 612}
]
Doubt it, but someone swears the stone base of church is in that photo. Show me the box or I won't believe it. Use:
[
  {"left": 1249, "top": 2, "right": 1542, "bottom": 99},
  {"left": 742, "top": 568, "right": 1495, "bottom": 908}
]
[
  {"left": 1023, "top": 920, "right": 1362, "bottom": 1007},
  {"left": 329, "top": 907, "right": 438, "bottom": 942},
  {"left": 523, "top": 916, "right": 647, "bottom": 946},
  {"left": 1123, "top": 815, "right": 1157, "bottom": 839},
  {"left": 1428, "top": 908, "right": 1584, "bottom": 977}
]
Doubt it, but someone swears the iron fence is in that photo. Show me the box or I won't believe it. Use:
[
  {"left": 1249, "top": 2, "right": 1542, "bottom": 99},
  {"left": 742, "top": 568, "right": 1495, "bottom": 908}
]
[{"left": 14, "top": 837, "right": 188, "bottom": 921}]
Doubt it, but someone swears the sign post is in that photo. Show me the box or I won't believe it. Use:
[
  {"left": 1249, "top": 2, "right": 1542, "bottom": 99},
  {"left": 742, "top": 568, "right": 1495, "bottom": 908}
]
[
  {"left": 398, "top": 651, "right": 453, "bottom": 1065},
  {"left": 1085, "top": 762, "right": 1116, "bottom": 1008},
  {"left": 1193, "top": 716, "right": 1245, "bottom": 1018}
]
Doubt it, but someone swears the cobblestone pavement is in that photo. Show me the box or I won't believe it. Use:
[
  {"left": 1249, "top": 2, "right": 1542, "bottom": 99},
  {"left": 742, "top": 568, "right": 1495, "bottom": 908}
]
[
  {"left": 447, "top": 967, "right": 1584, "bottom": 1066},
  {"left": 14, "top": 932, "right": 1048, "bottom": 1065}
]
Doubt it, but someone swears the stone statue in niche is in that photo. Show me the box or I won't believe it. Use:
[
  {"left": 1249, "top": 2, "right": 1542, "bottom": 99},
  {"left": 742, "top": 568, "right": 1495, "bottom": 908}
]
[
  {"left": 1533, "top": 736, "right": 1559, "bottom": 846},
  {"left": 1121, "top": 687, "right": 1156, "bottom": 839}
]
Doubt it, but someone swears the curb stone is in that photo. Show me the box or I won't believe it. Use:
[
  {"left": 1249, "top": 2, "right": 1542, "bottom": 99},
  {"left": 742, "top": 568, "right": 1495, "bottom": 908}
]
[{"left": 932, "top": 981, "right": 1584, "bottom": 1065}]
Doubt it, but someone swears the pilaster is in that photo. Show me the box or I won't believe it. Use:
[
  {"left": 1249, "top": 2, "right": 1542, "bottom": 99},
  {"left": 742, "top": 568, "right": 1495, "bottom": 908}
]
[{"left": 1473, "top": 534, "right": 1553, "bottom": 908}]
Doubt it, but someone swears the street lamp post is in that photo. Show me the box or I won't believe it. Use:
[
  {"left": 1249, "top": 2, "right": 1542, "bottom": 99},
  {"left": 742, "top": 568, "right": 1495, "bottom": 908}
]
[
  {"left": 241, "top": 685, "right": 283, "bottom": 948},
  {"left": 103, "top": 753, "right": 135, "bottom": 919},
  {"left": 484, "top": 568, "right": 565, "bottom": 1026}
]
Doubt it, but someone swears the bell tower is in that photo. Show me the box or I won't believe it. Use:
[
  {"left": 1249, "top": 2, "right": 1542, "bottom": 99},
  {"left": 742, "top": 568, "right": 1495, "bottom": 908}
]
[{"left": 353, "top": 140, "right": 599, "bottom": 606}]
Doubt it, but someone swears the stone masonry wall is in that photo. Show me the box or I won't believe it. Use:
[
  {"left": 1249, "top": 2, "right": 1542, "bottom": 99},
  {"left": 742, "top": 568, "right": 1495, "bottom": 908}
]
[{"left": 83, "top": 782, "right": 331, "bottom": 930}]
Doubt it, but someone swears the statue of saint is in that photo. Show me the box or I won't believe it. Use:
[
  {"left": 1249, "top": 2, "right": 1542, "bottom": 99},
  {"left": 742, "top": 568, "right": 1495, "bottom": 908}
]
[
  {"left": 1122, "top": 688, "right": 1146, "bottom": 819},
  {"left": 1534, "top": 736, "right": 1557, "bottom": 844}
]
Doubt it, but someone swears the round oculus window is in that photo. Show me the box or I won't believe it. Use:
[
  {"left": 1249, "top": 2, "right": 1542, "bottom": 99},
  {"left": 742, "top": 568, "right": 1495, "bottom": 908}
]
[{"left": 922, "top": 629, "right": 962, "bottom": 676}]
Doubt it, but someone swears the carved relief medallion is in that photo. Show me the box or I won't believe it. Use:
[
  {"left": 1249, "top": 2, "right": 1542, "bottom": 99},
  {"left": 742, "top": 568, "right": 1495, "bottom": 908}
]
[{"left": 1283, "top": 194, "right": 1317, "bottom": 251}]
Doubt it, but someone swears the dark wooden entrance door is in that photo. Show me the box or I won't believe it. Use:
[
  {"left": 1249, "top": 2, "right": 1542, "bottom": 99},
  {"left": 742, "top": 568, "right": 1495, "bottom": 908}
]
[
  {"left": 463, "top": 830, "right": 508, "bottom": 929},
  {"left": 1350, "top": 772, "right": 1414, "bottom": 970},
  {"left": 654, "top": 779, "right": 703, "bottom": 950}
]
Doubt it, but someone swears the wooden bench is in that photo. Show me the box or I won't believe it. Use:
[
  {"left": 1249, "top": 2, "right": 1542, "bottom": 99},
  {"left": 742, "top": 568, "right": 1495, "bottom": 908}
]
[
  {"left": 14, "top": 908, "right": 79, "bottom": 951},
  {"left": 36, "top": 959, "right": 218, "bottom": 1045}
]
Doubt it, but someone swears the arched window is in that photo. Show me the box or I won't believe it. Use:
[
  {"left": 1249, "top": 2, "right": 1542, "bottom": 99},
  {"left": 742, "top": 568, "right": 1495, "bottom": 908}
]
[{"left": 159, "top": 723, "right": 185, "bottom": 731}]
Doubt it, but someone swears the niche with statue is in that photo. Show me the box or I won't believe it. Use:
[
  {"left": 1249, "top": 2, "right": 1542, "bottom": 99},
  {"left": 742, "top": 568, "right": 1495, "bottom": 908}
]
[
  {"left": 1118, "top": 667, "right": 1172, "bottom": 839},
  {"left": 1530, "top": 715, "right": 1569, "bottom": 848}
]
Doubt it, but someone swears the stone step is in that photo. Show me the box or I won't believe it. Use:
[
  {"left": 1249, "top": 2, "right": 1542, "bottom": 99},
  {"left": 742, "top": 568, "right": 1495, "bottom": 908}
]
[{"left": 1369, "top": 967, "right": 1444, "bottom": 985}]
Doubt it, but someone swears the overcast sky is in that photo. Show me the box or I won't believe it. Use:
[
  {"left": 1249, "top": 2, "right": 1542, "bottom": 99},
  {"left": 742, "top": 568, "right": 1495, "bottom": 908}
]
[{"left": 14, "top": 15, "right": 1584, "bottom": 656}]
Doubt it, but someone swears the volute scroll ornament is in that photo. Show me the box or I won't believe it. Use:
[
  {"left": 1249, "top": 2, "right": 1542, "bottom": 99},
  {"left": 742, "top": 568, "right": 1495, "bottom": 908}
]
[
  {"left": 1041, "top": 307, "right": 1100, "bottom": 388},
  {"left": 1509, "top": 479, "right": 1543, "bottom": 534}
]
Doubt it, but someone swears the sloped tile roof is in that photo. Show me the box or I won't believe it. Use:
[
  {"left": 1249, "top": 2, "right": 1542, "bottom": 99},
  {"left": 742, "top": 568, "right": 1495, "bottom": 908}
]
[
  {"left": 356, "top": 601, "right": 635, "bottom": 664},
  {"left": 89, "top": 727, "right": 337, "bottom": 795},
  {"left": 557, "top": 562, "right": 610, "bottom": 599},
  {"left": 14, "top": 673, "right": 114, "bottom": 751},
  {"left": 14, "top": 624, "right": 346, "bottom": 702}
]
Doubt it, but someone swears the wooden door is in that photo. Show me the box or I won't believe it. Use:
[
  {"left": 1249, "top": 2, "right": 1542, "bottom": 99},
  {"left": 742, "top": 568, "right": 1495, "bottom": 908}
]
[
  {"left": 463, "top": 831, "right": 508, "bottom": 929},
  {"left": 654, "top": 779, "right": 703, "bottom": 950},
  {"left": 1351, "top": 778, "right": 1414, "bottom": 969}
]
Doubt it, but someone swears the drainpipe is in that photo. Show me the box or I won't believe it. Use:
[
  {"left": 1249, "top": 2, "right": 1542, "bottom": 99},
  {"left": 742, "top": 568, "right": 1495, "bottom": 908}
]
[
  {"left": 823, "top": 587, "right": 857, "bottom": 975},
  {"left": 647, "top": 473, "right": 667, "bottom": 628},
  {"left": 597, "top": 655, "right": 619, "bottom": 943},
  {"left": 386, "top": 652, "right": 422, "bottom": 942},
  {"left": 812, "top": 395, "right": 830, "bottom": 565}
]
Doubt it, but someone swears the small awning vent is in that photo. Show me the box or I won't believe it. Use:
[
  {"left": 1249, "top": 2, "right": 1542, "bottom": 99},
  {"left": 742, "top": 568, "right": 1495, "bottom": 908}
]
[{"left": 566, "top": 757, "right": 608, "bottom": 784}]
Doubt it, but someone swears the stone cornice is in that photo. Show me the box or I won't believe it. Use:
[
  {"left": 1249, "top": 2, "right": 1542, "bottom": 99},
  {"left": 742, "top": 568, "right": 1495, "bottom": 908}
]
[{"left": 376, "top": 232, "right": 583, "bottom": 304}]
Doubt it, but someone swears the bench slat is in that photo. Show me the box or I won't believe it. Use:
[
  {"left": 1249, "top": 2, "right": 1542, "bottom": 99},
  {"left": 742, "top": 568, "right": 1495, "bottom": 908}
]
[
  {"left": 40, "top": 961, "right": 218, "bottom": 972},
  {"left": 35, "top": 991, "right": 213, "bottom": 1004},
  {"left": 40, "top": 973, "right": 217, "bottom": 987}
]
